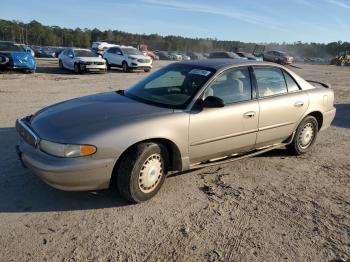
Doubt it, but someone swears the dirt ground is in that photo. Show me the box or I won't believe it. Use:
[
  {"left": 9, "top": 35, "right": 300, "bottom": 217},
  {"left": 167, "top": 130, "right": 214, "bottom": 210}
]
[{"left": 0, "top": 59, "right": 349, "bottom": 262}]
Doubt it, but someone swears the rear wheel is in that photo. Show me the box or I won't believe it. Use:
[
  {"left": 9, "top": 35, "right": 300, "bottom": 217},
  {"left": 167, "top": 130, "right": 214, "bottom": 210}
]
[
  {"left": 144, "top": 68, "right": 151, "bottom": 72},
  {"left": 117, "top": 143, "right": 168, "bottom": 203},
  {"left": 287, "top": 116, "right": 318, "bottom": 155},
  {"left": 122, "top": 61, "right": 129, "bottom": 73}
]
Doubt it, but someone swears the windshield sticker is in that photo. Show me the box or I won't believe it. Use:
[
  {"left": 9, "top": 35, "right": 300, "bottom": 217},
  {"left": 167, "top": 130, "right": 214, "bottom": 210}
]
[{"left": 189, "top": 69, "right": 211, "bottom": 76}]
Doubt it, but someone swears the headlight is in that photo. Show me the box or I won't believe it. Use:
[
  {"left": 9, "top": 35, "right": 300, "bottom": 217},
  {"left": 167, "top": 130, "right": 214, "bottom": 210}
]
[
  {"left": 39, "top": 140, "right": 97, "bottom": 157},
  {"left": 128, "top": 56, "right": 137, "bottom": 60}
]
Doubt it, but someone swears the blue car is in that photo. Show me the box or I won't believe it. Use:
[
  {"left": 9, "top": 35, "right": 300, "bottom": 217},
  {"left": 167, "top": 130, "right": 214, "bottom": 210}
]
[{"left": 0, "top": 41, "right": 36, "bottom": 72}]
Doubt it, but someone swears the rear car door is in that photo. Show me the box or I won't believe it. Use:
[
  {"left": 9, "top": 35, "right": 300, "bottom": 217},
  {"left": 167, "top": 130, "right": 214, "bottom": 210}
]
[
  {"left": 253, "top": 66, "right": 308, "bottom": 147},
  {"left": 189, "top": 67, "right": 259, "bottom": 164}
]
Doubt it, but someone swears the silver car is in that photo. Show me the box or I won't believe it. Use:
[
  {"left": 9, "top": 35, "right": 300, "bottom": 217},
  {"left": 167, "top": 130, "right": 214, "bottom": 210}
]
[
  {"left": 16, "top": 59, "right": 336, "bottom": 202},
  {"left": 263, "top": 50, "right": 294, "bottom": 65},
  {"left": 59, "top": 48, "right": 107, "bottom": 74}
]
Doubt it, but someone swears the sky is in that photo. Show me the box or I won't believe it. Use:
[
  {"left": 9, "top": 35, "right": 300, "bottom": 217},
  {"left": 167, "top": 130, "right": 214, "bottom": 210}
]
[{"left": 1, "top": 0, "right": 349, "bottom": 43}]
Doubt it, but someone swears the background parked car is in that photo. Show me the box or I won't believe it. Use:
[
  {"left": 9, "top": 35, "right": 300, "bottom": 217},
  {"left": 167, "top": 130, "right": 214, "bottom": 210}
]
[
  {"left": 103, "top": 46, "right": 152, "bottom": 72},
  {"left": 177, "top": 51, "right": 191, "bottom": 60},
  {"left": 138, "top": 44, "right": 159, "bottom": 60},
  {"left": 37, "top": 47, "right": 57, "bottom": 58},
  {"left": 263, "top": 50, "right": 294, "bottom": 65},
  {"left": 154, "top": 51, "right": 171, "bottom": 60},
  {"left": 208, "top": 51, "right": 244, "bottom": 59},
  {"left": 186, "top": 51, "right": 205, "bottom": 60},
  {"left": 59, "top": 48, "right": 106, "bottom": 74},
  {"left": 167, "top": 51, "right": 182, "bottom": 60},
  {"left": 236, "top": 51, "right": 262, "bottom": 61},
  {"left": 91, "top": 41, "right": 118, "bottom": 56},
  {"left": 0, "top": 41, "right": 36, "bottom": 73}
]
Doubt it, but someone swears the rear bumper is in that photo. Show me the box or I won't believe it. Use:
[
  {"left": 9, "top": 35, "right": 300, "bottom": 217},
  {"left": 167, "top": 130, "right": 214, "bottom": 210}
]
[
  {"left": 17, "top": 139, "right": 115, "bottom": 191},
  {"left": 321, "top": 108, "right": 336, "bottom": 131}
]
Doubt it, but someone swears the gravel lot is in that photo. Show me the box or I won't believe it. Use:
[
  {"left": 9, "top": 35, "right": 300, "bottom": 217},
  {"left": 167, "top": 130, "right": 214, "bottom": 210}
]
[{"left": 0, "top": 59, "right": 349, "bottom": 262}]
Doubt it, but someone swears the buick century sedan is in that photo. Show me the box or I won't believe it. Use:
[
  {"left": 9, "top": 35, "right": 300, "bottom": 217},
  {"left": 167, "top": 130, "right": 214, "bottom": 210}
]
[{"left": 16, "top": 59, "right": 336, "bottom": 202}]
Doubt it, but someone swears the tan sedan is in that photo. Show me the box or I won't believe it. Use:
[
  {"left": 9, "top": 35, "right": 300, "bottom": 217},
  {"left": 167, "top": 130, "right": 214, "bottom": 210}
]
[{"left": 16, "top": 59, "right": 336, "bottom": 202}]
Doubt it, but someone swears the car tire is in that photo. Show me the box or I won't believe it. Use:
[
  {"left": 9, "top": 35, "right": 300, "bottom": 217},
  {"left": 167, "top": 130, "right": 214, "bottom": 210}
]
[
  {"left": 144, "top": 68, "right": 151, "bottom": 72},
  {"left": 287, "top": 115, "right": 318, "bottom": 155},
  {"left": 59, "top": 60, "right": 64, "bottom": 69},
  {"left": 122, "top": 61, "right": 129, "bottom": 73},
  {"left": 74, "top": 63, "right": 81, "bottom": 74},
  {"left": 117, "top": 143, "right": 169, "bottom": 203}
]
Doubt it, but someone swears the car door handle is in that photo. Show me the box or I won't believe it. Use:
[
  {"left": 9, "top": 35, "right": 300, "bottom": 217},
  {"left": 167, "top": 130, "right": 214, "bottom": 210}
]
[
  {"left": 243, "top": 111, "right": 256, "bottom": 118},
  {"left": 294, "top": 101, "right": 304, "bottom": 107}
]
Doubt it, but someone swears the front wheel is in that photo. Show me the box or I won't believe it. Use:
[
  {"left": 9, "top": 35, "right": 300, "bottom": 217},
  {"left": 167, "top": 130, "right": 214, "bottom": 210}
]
[
  {"left": 117, "top": 143, "right": 168, "bottom": 203},
  {"left": 59, "top": 60, "right": 64, "bottom": 69},
  {"left": 74, "top": 63, "right": 81, "bottom": 74},
  {"left": 287, "top": 116, "right": 318, "bottom": 155},
  {"left": 144, "top": 68, "right": 151, "bottom": 72}
]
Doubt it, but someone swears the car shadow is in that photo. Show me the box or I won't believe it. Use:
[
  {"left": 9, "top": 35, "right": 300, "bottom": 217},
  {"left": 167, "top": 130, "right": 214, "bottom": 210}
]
[
  {"left": 332, "top": 104, "right": 350, "bottom": 129},
  {"left": 35, "top": 66, "right": 73, "bottom": 74},
  {"left": 0, "top": 127, "right": 129, "bottom": 213}
]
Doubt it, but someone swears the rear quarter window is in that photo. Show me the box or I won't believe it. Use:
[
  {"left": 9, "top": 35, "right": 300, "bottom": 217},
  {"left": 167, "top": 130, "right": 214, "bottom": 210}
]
[{"left": 283, "top": 71, "right": 300, "bottom": 92}]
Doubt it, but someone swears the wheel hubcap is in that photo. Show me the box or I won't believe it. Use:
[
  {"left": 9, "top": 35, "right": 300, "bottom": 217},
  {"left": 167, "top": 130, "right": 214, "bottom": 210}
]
[
  {"left": 138, "top": 154, "right": 162, "bottom": 193},
  {"left": 299, "top": 123, "right": 314, "bottom": 149}
]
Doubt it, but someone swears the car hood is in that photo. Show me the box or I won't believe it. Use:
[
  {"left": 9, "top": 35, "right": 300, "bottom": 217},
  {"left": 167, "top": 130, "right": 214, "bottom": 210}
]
[
  {"left": 128, "top": 55, "right": 150, "bottom": 60},
  {"left": 76, "top": 57, "right": 105, "bottom": 63},
  {"left": 30, "top": 92, "right": 173, "bottom": 143}
]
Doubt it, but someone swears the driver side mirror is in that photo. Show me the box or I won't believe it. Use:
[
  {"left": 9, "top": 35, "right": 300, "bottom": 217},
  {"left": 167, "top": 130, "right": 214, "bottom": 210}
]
[
  {"left": 202, "top": 96, "right": 225, "bottom": 108},
  {"left": 116, "top": 51, "right": 122, "bottom": 56},
  {"left": 68, "top": 54, "right": 74, "bottom": 58}
]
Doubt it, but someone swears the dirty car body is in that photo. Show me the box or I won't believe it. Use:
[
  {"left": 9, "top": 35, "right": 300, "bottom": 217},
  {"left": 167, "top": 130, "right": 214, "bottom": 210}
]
[{"left": 16, "top": 59, "right": 336, "bottom": 202}]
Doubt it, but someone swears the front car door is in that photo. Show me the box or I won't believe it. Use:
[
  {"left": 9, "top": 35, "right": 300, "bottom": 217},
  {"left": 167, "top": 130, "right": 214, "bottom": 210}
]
[
  {"left": 253, "top": 66, "right": 308, "bottom": 147},
  {"left": 114, "top": 47, "right": 123, "bottom": 66},
  {"left": 104, "top": 47, "right": 116, "bottom": 65},
  {"left": 64, "top": 49, "right": 74, "bottom": 70},
  {"left": 189, "top": 66, "right": 259, "bottom": 164}
]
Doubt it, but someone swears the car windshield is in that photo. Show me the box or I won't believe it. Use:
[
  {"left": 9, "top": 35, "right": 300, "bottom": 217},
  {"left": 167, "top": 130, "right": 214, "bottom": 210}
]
[
  {"left": 125, "top": 64, "right": 215, "bottom": 109},
  {"left": 122, "top": 48, "right": 142, "bottom": 55},
  {"left": 0, "top": 43, "right": 24, "bottom": 52},
  {"left": 74, "top": 50, "right": 97, "bottom": 57}
]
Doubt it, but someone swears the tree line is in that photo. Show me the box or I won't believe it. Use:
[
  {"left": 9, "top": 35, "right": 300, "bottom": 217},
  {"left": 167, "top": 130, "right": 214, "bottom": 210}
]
[{"left": 1, "top": 19, "right": 349, "bottom": 58}]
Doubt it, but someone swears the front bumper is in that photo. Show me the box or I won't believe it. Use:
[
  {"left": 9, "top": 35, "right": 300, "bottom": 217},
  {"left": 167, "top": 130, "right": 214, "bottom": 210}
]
[
  {"left": 129, "top": 61, "right": 152, "bottom": 70},
  {"left": 81, "top": 64, "right": 106, "bottom": 72},
  {"left": 15, "top": 119, "right": 114, "bottom": 191}
]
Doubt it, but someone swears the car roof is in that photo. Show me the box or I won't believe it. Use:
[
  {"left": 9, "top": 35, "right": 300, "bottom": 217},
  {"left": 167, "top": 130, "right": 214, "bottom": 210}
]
[
  {"left": 176, "top": 59, "right": 276, "bottom": 70},
  {"left": 72, "top": 48, "right": 92, "bottom": 52}
]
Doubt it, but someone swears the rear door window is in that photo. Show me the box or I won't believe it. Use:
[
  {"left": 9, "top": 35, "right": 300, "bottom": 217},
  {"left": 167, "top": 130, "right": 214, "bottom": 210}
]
[{"left": 254, "top": 67, "right": 287, "bottom": 97}]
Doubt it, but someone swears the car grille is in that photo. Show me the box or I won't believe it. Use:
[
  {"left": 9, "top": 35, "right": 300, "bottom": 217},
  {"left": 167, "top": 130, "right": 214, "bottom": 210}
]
[
  {"left": 137, "top": 59, "right": 151, "bottom": 63},
  {"left": 84, "top": 62, "right": 104, "bottom": 65}
]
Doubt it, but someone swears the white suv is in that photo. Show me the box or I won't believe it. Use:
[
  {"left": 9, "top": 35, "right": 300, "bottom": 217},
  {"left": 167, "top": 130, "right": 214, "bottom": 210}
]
[{"left": 103, "top": 46, "right": 152, "bottom": 72}]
